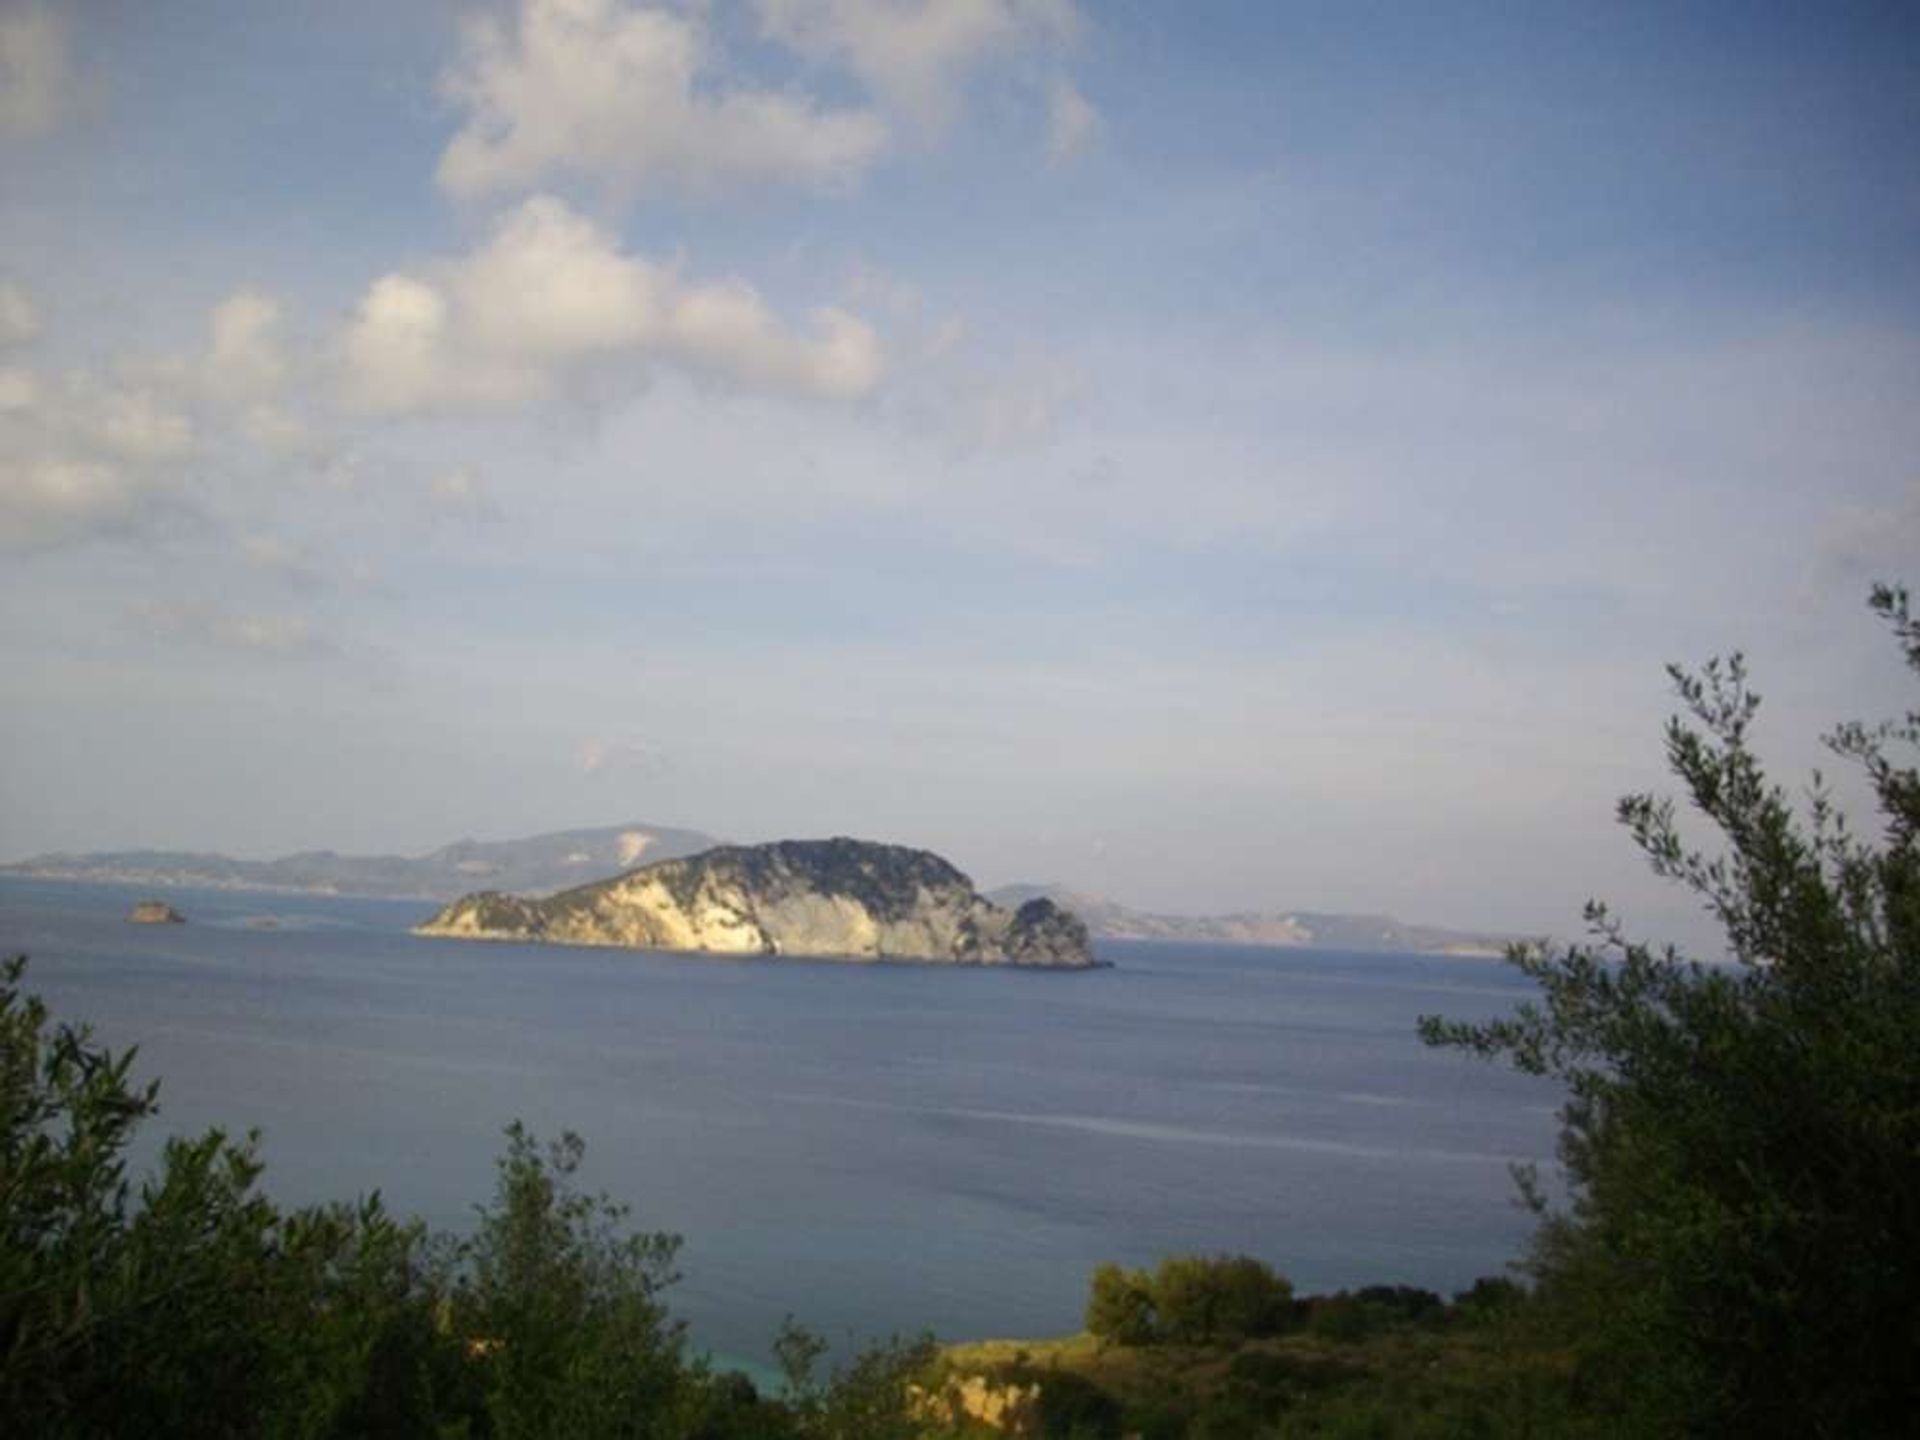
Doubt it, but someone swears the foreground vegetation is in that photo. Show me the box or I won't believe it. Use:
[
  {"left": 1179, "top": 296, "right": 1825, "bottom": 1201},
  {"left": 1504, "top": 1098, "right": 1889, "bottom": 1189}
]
[
  {"left": 0, "top": 951, "right": 942, "bottom": 1438},
  {"left": 938, "top": 1267, "right": 1576, "bottom": 1439},
  {"left": 0, "top": 980, "right": 1568, "bottom": 1440},
  {"left": 5, "top": 587, "right": 1917, "bottom": 1436}
]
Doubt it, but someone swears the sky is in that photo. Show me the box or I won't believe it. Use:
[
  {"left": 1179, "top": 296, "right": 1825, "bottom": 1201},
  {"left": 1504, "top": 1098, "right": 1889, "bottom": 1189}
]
[{"left": 3, "top": 0, "right": 1918, "bottom": 945}]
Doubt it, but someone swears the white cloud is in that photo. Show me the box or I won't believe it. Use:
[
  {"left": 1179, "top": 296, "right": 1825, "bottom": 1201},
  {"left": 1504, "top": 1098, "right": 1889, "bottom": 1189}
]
[
  {"left": 666, "top": 282, "right": 882, "bottom": 399},
  {"left": 9, "top": 370, "right": 195, "bottom": 464},
  {"left": 93, "top": 385, "right": 194, "bottom": 461},
  {"left": 0, "top": 365, "right": 194, "bottom": 544},
  {"left": 0, "top": 4, "right": 73, "bottom": 141},
  {"left": 0, "top": 315, "right": 207, "bottom": 548},
  {"left": 757, "top": 0, "right": 1080, "bottom": 129},
  {"left": 578, "top": 734, "right": 667, "bottom": 776},
  {"left": 342, "top": 274, "right": 480, "bottom": 413},
  {"left": 0, "top": 365, "right": 37, "bottom": 411},
  {"left": 0, "top": 456, "right": 135, "bottom": 547},
  {"left": 0, "top": 281, "right": 39, "bottom": 345},
  {"left": 204, "top": 289, "right": 289, "bottom": 402},
  {"left": 1046, "top": 76, "right": 1098, "bottom": 161},
  {"left": 437, "top": 0, "right": 887, "bottom": 200},
  {"left": 452, "top": 197, "right": 662, "bottom": 358},
  {"left": 240, "top": 402, "right": 312, "bottom": 455},
  {"left": 341, "top": 195, "right": 883, "bottom": 413}
]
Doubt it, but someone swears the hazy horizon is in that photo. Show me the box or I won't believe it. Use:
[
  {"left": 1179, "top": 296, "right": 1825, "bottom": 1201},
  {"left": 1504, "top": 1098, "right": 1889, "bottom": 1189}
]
[
  {"left": 0, "top": 816, "right": 1528, "bottom": 935},
  {"left": 5, "top": 2, "right": 1918, "bottom": 951}
]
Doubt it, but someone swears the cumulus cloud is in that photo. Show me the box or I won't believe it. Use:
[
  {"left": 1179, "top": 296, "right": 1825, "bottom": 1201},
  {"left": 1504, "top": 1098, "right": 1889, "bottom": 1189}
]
[
  {"left": 1046, "top": 76, "right": 1098, "bottom": 161},
  {"left": 757, "top": 0, "right": 1081, "bottom": 129},
  {"left": 0, "top": 280, "right": 39, "bottom": 345},
  {"left": 0, "top": 364, "right": 197, "bottom": 548},
  {"left": 341, "top": 195, "right": 883, "bottom": 413},
  {"left": 343, "top": 275, "right": 480, "bottom": 413},
  {"left": 437, "top": 0, "right": 887, "bottom": 200},
  {"left": 0, "top": 3, "right": 74, "bottom": 140},
  {"left": 0, "top": 289, "right": 269, "bottom": 550}
]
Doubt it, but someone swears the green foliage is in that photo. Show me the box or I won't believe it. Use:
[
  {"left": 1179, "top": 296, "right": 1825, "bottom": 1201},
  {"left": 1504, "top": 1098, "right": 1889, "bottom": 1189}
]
[
  {"left": 1304, "top": 1295, "right": 1396, "bottom": 1346},
  {"left": 1084, "top": 1254, "right": 1293, "bottom": 1348},
  {"left": 1447, "top": 1276, "right": 1523, "bottom": 1323},
  {"left": 448, "top": 1123, "right": 689, "bottom": 1438},
  {"left": 958, "top": 1284, "right": 1585, "bottom": 1440},
  {"left": 1026, "top": 1369, "right": 1125, "bottom": 1439},
  {"left": 1421, "top": 585, "right": 1920, "bottom": 1436},
  {"left": 1151, "top": 1255, "right": 1294, "bottom": 1346},
  {"left": 769, "top": 1318, "right": 938, "bottom": 1440},
  {"left": 0, "top": 954, "right": 451, "bottom": 1437},
  {"left": 1083, "top": 1262, "right": 1157, "bottom": 1346}
]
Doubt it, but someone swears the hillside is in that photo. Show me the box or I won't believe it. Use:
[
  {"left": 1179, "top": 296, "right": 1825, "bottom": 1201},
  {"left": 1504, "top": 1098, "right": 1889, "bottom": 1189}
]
[
  {"left": 986, "top": 884, "right": 1510, "bottom": 955},
  {"left": 0, "top": 823, "right": 720, "bottom": 901}
]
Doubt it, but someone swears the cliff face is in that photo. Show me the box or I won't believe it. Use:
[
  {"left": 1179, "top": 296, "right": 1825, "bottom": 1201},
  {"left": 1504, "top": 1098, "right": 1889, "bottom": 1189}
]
[{"left": 415, "top": 838, "right": 1096, "bottom": 968}]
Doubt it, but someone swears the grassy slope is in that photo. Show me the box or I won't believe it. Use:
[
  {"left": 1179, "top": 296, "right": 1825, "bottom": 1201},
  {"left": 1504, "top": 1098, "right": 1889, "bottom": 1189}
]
[{"left": 938, "top": 1322, "right": 1586, "bottom": 1439}]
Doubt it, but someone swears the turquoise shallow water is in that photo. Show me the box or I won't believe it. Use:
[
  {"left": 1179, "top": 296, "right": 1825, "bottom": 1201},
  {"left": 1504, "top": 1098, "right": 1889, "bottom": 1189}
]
[{"left": 0, "top": 877, "right": 1558, "bottom": 1374}]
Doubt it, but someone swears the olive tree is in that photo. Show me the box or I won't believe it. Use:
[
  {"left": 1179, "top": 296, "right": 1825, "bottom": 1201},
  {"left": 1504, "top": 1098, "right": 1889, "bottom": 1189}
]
[{"left": 1421, "top": 585, "right": 1920, "bottom": 1437}]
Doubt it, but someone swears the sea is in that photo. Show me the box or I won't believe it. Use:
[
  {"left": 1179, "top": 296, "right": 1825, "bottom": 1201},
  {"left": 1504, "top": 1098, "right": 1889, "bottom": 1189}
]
[{"left": 0, "top": 877, "right": 1561, "bottom": 1378}]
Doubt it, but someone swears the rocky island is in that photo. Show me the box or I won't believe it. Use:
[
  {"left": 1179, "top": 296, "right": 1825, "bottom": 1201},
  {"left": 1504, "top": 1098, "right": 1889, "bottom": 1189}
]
[{"left": 415, "top": 837, "right": 1096, "bottom": 968}]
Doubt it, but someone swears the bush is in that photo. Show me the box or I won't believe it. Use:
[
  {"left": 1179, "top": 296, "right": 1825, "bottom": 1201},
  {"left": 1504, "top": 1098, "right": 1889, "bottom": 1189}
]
[
  {"left": 1304, "top": 1294, "right": 1395, "bottom": 1346},
  {"left": 448, "top": 1123, "right": 690, "bottom": 1438},
  {"left": 0, "top": 955, "right": 455, "bottom": 1437},
  {"left": 1085, "top": 1254, "right": 1293, "bottom": 1347}
]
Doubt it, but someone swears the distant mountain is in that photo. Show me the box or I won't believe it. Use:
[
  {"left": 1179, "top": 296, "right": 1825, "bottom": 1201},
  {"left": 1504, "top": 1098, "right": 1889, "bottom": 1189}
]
[
  {"left": 986, "top": 884, "right": 1512, "bottom": 956},
  {"left": 1, "top": 823, "right": 721, "bottom": 901},
  {"left": 419, "top": 837, "right": 1096, "bottom": 968}
]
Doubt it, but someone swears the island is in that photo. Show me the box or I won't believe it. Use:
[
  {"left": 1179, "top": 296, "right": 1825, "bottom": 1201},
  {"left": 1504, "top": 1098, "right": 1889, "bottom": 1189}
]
[
  {"left": 127, "top": 900, "right": 185, "bottom": 924},
  {"left": 414, "top": 836, "right": 1096, "bottom": 968}
]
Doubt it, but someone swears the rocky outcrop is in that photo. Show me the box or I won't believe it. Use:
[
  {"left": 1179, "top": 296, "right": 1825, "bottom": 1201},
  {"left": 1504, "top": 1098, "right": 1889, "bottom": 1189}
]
[
  {"left": 415, "top": 837, "right": 1096, "bottom": 968},
  {"left": 127, "top": 900, "right": 185, "bottom": 924}
]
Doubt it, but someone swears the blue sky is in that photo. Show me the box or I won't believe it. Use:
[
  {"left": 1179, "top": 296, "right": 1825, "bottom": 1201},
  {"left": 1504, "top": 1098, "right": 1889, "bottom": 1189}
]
[{"left": 3, "top": 0, "right": 1918, "bottom": 943}]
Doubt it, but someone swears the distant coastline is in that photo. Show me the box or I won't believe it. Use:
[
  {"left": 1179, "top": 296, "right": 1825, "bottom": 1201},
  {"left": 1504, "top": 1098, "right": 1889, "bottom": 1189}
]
[{"left": 3, "top": 824, "right": 1518, "bottom": 957}]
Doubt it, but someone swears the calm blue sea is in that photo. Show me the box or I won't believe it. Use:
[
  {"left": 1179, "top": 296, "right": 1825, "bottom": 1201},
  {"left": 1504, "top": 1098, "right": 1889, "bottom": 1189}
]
[{"left": 0, "top": 877, "right": 1559, "bottom": 1375}]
